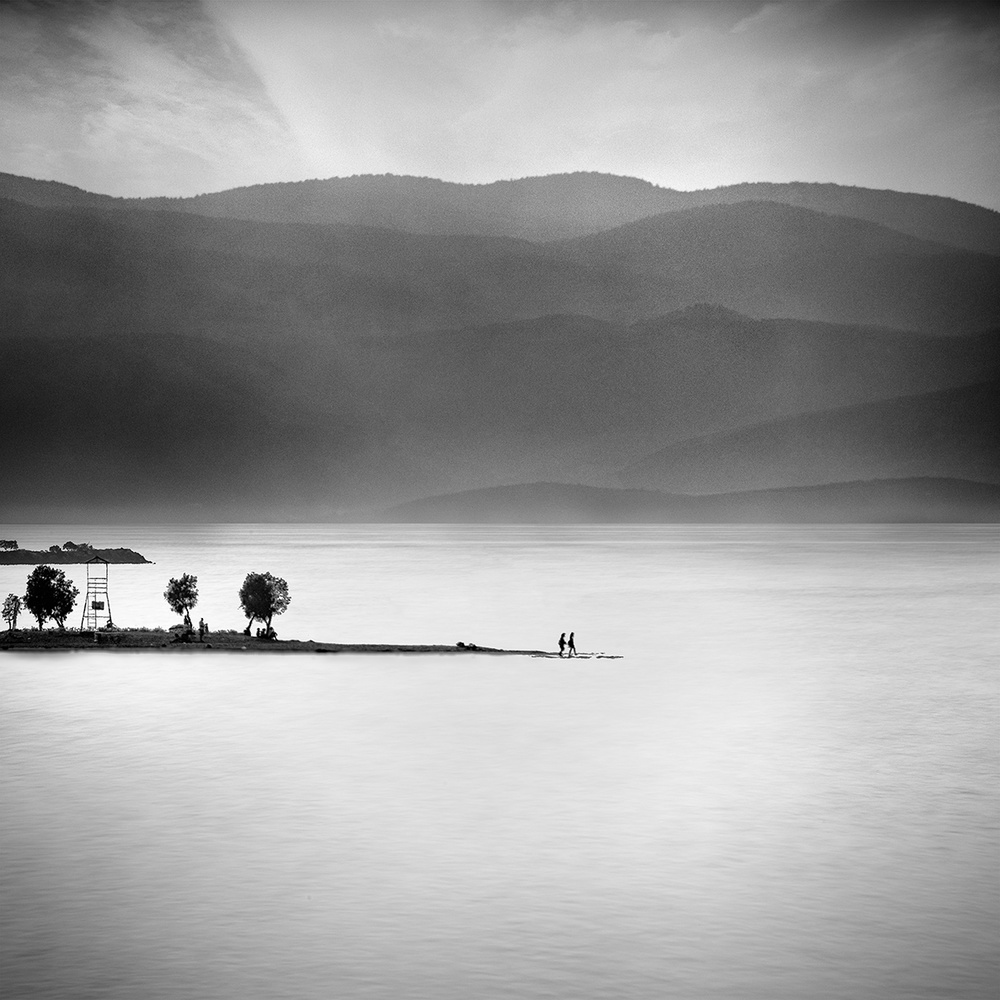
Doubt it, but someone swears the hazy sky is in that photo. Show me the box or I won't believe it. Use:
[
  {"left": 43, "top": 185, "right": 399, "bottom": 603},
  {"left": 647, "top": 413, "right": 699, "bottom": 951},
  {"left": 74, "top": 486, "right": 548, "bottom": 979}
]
[{"left": 2, "top": 0, "right": 998, "bottom": 207}]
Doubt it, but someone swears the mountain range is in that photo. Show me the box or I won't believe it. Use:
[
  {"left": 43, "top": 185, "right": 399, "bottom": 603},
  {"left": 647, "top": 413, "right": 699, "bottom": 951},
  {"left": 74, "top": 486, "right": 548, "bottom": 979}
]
[{"left": 1, "top": 170, "right": 997, "bottom": 522}]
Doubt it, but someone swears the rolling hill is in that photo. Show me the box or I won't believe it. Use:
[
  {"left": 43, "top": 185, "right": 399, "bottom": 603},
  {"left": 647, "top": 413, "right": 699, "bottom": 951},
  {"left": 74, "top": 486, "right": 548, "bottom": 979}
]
[
  {"left": 551, "top": 202, "right": 1000, "bottom": 332},
  {"left": 380, "top": 479, "right": 1000, "bottom": 524},
  {"left": 3, "top": 172, "right": 997, "bottom": 253},
  {"left": 0, "top": 333, "right": 364, "bottom": 521},
  {"left": 1, "top": 170, "right": 997, "bottom": 521},
  {"left": 620, "top": 381, "right": 1000, "bottom": 495},
  {"left": 3, "top": 195, "right": 997, "bottom": 347},
  {"left": 338, "top": 310, "right": 998, "bottom": 498}
]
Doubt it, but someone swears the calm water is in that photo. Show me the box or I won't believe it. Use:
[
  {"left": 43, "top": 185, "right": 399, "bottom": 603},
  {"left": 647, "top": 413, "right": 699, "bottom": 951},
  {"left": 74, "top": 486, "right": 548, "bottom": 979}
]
[{"left": 1, "top": 525, "right": 998, "bottom": 999}]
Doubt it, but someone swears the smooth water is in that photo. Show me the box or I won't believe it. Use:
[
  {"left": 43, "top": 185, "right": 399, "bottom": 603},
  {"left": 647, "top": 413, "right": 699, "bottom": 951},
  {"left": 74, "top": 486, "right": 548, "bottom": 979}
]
[{"left": 1, "top": 525, "right": 998, "bottom": 999}]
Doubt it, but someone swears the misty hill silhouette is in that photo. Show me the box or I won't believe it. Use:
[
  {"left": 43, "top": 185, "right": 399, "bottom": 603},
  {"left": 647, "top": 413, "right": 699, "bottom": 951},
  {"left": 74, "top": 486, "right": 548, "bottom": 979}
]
[
  {"left": 343, "top": 311, "right": 997, "bottom": 499},
  {"left": 380, "top": 479, "right": 1000, "bottom": 524},
  {"left": 3, "top": 171, "right": 997, "bottom": 253},
  {"left": 3, "top": 195, "right": 996, "bottom": 340},
  {"left": 1, "top": 171, "right": 997, "bottom": 521},
  {"left": 0, "top": 333, "right": 363, "bottom": 520},
  {"left": 621, "top": 381, "right": 1000, "bottom": 494},
  {"left": 553, "top": 203, "right": 999, "bottom": 332}
]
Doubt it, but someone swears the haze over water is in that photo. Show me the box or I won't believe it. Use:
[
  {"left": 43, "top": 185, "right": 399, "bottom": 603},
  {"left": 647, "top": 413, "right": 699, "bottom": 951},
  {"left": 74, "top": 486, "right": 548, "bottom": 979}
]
[{"left": 2, "top": 524, "right": 998, "bottom": 999}]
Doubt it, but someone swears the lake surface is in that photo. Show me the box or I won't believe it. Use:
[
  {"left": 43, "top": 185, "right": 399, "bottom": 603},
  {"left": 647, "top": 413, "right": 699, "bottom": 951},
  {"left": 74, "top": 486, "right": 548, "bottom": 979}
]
[{"left": 2, "top": 524, "right": 998, "bottom": 999}]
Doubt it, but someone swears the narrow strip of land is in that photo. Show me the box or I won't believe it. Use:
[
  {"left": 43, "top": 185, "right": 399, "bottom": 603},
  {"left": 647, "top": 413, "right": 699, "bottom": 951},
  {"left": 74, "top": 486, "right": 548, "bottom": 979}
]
[{"left": 0, "top": 629, "right": 569, "bottom": 656}]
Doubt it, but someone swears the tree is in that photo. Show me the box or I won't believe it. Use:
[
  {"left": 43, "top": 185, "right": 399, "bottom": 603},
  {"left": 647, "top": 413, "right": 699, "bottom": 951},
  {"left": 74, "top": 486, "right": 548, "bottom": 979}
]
[
  {"left": 239, "top": 572, "right": 291, "bottom": 631},
  {"left": 164, "top": 574, "right": 199, "bottom": 621},
  {"left": 0, "top": 540, "right": 17, "bottom": 550},
  {"left": 63, "top": 541, "right": 79, "bottom": 550},
  {"left": 48, "top": 544, "right": 61, "bottom": 553},
  {"left": 24, "top": 566, "right": 79, "bottom": 629},
  {"left": 2, "top": 594, "right": 22, "bottom": 631}
]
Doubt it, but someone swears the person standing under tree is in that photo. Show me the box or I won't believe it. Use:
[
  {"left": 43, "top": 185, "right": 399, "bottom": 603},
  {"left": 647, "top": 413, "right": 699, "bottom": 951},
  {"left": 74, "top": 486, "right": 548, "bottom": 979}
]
[
  {"left": 568, "top": 632, "right": 577, "bottom": 657},
  {"left": 558, "top": 632, "right": 566, "bottom": 657}
]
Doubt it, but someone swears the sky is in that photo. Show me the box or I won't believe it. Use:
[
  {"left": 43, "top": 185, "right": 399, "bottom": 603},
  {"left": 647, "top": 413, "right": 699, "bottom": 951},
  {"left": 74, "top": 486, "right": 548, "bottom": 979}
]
[{"left": 1, "top": 0, "right": 998, "bottom": 208}]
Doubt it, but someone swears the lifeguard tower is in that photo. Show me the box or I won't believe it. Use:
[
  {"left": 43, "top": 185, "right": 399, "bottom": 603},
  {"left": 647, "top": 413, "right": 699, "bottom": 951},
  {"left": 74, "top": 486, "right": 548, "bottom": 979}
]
[{"left": 81, "top": 556, "right": 112, "bottom": 630}]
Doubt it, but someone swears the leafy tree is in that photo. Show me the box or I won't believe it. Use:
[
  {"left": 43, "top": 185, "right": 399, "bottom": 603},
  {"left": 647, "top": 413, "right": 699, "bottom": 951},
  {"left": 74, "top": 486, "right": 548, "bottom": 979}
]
[
  {"left": 63, "top": 541, "right": 79, "bottom": 550},
  {"left": 24, "top": 566, "right": 79, "bottom": 629},
  {"left": 2, "top": 594, "right": 22, "bottom": 631},
  {"left": 0, "top": 540, "right": 17, "bottom": 550},
  {"left": 164, "top": 574, "right": 199, "bottom": 621},
  {"left": 48, "top": 544, "right": 61, "bottom": 553},
  {"left": 239, "top": 572, "right": 291, "bottom": 631}
]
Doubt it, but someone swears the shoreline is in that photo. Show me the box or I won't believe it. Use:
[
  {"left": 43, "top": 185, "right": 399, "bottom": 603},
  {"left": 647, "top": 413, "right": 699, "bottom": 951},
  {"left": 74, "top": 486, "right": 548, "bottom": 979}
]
[{"left": 0, "top": 629, "right": 601, "bottom": 657}]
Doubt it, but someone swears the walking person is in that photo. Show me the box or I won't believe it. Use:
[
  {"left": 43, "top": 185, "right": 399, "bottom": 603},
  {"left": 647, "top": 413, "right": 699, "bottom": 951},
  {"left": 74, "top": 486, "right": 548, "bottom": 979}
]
[
  {"left": 567, "top": 631, "right": 577, "bottom": 657},
  {"left": 558, "top": 632, "right": 566, "bottom": 657}
]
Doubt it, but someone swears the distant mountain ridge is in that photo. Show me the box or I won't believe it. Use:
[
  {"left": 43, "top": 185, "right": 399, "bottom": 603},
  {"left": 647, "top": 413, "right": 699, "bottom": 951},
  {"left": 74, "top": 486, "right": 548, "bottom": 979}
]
[
  {"left": 621, "top": 380, "right": 1000, "bottom": 494},
  {"left": 380, "top": 479, "right": 1000, "bottom": 524},
  {"left": 3, "top": 195, "right": 996, "bottom": 337},
  {"left": 1, "top": 171, "right": 998, "bottom": 253},
  {"left": 1, "top": 170, "right": 996, "bottom": 521},
  {"left": 552, "top": 202, "right": 999, "bottom": 332}
]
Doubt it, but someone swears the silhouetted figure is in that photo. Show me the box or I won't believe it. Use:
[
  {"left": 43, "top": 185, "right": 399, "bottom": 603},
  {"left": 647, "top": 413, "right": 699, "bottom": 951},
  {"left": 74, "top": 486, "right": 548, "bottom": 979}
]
[
  {"left": 197, "top": 618, "right": 205, "bottom": 642},
  {"left": 558, "top": 632, "right": 566, "bottom": 657},
  {"left": 243, "top": 624, "right": 252, "bottom": 636},
  {"left": 568, "top": 632, "right": 577, "bottom": 657}
]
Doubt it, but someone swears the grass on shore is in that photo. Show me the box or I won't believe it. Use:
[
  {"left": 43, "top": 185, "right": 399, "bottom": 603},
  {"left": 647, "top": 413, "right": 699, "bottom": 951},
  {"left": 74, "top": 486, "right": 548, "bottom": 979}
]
[{"left": 0, "top": 627, "right": 555, "bottom": 655}]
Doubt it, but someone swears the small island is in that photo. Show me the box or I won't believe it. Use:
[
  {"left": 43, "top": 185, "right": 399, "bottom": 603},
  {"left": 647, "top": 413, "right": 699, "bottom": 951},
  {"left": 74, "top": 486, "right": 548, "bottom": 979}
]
[{"left": 0, "top": 540, "right": 150, "bottom": 565}]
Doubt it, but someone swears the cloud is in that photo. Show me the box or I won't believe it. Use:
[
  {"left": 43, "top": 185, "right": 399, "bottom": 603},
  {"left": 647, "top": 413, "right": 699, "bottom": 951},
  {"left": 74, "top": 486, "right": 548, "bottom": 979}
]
[
  {"left": 202, "top": 0, "right": 997, "bottom": 206},
  {"left": 1, "top": 0, "right": 997, "bottom": 207},
  {"left": 0, "top": 0, "right": 304, "bottom": 196}
]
